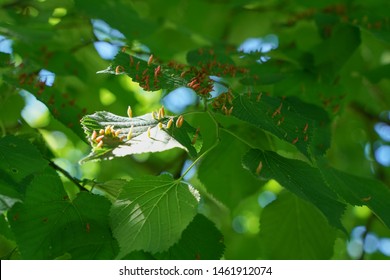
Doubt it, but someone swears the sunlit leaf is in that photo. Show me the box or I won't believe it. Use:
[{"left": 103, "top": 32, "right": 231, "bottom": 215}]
[
  {"left": 260, "top": 191, "right": 337, "bottom": 259},
  {"left": 80, "top": 110, "right": 202, "bottom": 163},
  {"left": 98, "top": 51, "right": 189, "bottom": 93},
  {"left": 243, "top": 149, "right": 346, "bottom": 231},
  {"left": 110, "top": 174, "right": 199, "bottom": 257}
]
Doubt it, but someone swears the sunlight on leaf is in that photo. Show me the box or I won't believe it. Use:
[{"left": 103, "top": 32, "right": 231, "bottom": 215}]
[
  {"left": 80, "top": 110, "right": 202, "bottom": 163},
  {"left": 110, "top": 174, "right": 200, "bottom": 257}
]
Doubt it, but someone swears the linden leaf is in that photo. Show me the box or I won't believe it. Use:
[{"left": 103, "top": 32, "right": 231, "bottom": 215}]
[
  {"left": 80, "top": 110, "right": 201, "bottom": 163},
  {"left": 110, "top": 174, "right": 200, "bottom": 257}
]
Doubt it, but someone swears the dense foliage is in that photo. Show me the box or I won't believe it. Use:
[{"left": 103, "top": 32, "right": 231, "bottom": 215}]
[{"left": 1, "top": 0, "right": 390, "bottom": 260}]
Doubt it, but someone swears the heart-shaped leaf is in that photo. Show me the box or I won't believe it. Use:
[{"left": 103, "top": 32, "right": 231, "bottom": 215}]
[{"left": 110, "top": 174, "right": 200, "bottom": 257}]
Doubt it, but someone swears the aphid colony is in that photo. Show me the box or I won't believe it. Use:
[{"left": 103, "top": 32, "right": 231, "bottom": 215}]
[
  {"left": 89, "top": 106, "right": 184, "bottom": 149},
  {"left": 212, "top": 90, "right": 234, "bottom": 116}
]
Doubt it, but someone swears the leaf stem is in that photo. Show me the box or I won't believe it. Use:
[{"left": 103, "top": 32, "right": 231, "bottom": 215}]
[
  {"left": 48, "top": 160, "right": 88, "bottom": 191},
  {"left": 179, "top": 139, "right": 220, "bottom": 181},
  {"left": 207, "top": 110, "right": 220, "bottom": 140},
  {"left": 220, "top": 127, "right": 256, "bottom": 149}
]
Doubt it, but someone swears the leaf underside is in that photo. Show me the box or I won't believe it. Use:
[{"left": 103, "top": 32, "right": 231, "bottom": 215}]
[{"left": 80, "top": 111, "right": 202, "bottom": 163}]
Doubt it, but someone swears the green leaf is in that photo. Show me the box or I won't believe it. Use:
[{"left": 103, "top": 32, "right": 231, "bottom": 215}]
[
  {"left": 0, "top": 135, "right": 47, "bottom": 183},
  {"left": 313, "top": 24, "right": 361, "bottom": 78},
  {"left": 232, "top": 94, "right": 331, "bottom": 159},
  {"left": 74, "top": 0, "right": 155, "bottom": 41},
  {"left": 80, "top": 110, "right": 202, "bottom": 163},
  {"left": 110, "top": 174, "right": 199, "bottom": 258},
  {"left": 320, "top": 164, "right": 390, "bottom": 229},
  {"left": 198, "top": 131, "right": 261, "bottom": 209},
  {"left": 91, "top": 179, "right": 127, "bottom": 202},
  {"left": 8, "top": 171, "right": 118, "bottom": 259},
  {"left": 260, "top": 191, "right": 337, "bottom": 259},
  {"left": 243, "top": 149, "right": 346, "bottom": 231},
  {"left": 155, "top": 214, "right": 225, "bottom": 260},
  {"left": 0, "top": 178, "right": 22, "bottom": 214},
  {"left": 99, "top": 51, "right": 189, "bottom": 93}
]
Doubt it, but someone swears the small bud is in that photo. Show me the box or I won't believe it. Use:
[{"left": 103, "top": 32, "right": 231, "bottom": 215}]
[
  {"left": 127, "top": 106, "right": 132, "bottom": 118},
  {"left": 127, "top": 125, "right": 133, "bottom": 140},
  {"left": 176, "top": 115, "right": 184, "bottom": 128},
  {"left": 105, "top": 125, "right": 111, "bottom": 135},
  {"left": 95, "top": 135, "right": 104, "bottom": 143},
  {"left": 148, "top": 54, "right": 154, "bottom": 66},
  {"left": 166, "top": 118, "right": 173, "bottom": 129},
  {"left": 256, "top": 161, "right": 263, "bottom": 175},
  {"left": 228, "top": 106, "right": 233, "bottom": 115},
  {"left": 151, "top": 111, "right": 157, "bottom": 120},
  {"left": 99, "top": 129, "right": 105, "bottom": 135},
  {"left": 115, "top": 65, "right": 124, "bottom": 74},
  {"left": 96, "top": 140, "right": 104, "bottom": 149},
  {"left": 115, "top": 129, "right": 121, "bottom": 137},
  {"left": 91, "top": 130, "right": 97, "bottom": 140},
  {"left": 158, "top": 122, "right": 163, "bottom": 129}
]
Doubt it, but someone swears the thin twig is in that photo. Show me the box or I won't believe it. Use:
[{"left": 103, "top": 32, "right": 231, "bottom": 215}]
[{"left": 48, "top": 160, "right": 87, "bottom": 191}]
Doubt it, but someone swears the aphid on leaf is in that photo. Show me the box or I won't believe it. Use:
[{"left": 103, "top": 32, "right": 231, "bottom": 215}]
[
  {"left": 256, "top": 161, "right": 263, "bottom": 175},
  {"left": 91, "top": 130, "right": 97, "bottom": 140},
  {"left": 361, "top": 196, "right": 371, "bottom": 202},
  {"left": 127, "top": 125, "right": 133, "bottom": 140},
  {"left": 148, "top": 54, "right": 154, "bottom": 66},
  {"left": 127, "top": 106, "right": 133, "bottom": 118},
  {"left": 136, "top": 61, "right": 140, "bottom": 71},
  {"left": 304, "top": 134, "right": 308, "bottom": 142},
  {"left": 166, "top": 118, "right": 173, "bottom": 129},
  {"left": 129, "top": 55, "right": 134, "bottom": 66},
  {"left": 292, "top": 137, "right": 299, "bottom": 145},
  {"left": 176, "top": 115, "right": 184, "bottom": 128}
]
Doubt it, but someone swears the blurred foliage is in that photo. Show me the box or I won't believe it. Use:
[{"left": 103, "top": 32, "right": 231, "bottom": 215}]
[{"left": 0, "top": 0, "right": 390, "bottom": 260}]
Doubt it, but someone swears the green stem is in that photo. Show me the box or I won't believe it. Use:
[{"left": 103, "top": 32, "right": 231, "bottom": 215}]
[
  {"left": 179, "top": 109, "right": 221, "bottom": 180},
  {"left": 48, "top": 160, "right": 88, "bottom": 191},
  {"left": 179, "top": 139, "right": 220, "bottom": 180},
  {"left": 220, "top": 127, "right": 256, "bottom": 149},
  {"left": 207, "top": 110, "right": 220, "bottom": 140}
]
